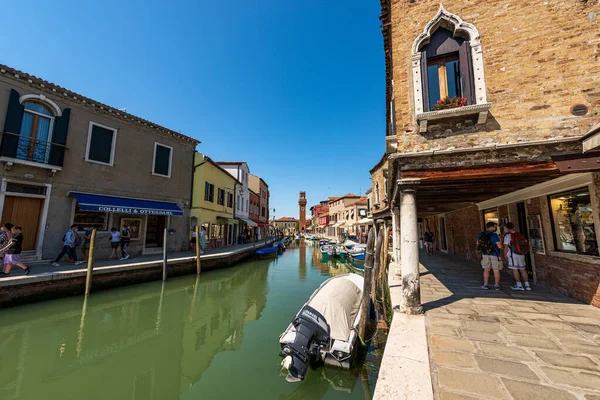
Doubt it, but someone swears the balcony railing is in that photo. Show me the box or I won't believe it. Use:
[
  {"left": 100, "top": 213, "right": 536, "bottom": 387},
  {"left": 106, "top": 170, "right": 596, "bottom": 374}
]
[{"left": 0, "top": 132, "right": 66, "bottom": 167}]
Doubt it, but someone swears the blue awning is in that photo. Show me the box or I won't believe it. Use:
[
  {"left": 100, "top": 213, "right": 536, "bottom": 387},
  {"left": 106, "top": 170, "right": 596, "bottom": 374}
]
[{"left": 70, "top": 192, "right": 183, "bottom": 216}]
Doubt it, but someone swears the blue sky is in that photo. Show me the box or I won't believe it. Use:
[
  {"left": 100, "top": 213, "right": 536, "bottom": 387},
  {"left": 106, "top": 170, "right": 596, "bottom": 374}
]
[{"left": 0, "top": 0, "right": 384, "bottom": 219}]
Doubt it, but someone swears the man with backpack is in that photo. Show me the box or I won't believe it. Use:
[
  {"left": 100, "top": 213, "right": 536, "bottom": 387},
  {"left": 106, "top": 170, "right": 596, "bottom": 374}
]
[
  {"left": 503, "top": 222, "right": 531, "bottom": 291},
  {"left": 52, "top": 225, "right": 85, "bottom": 267},
  {"left": 477, "top": 222, "right": 504, "bottom": 290}
]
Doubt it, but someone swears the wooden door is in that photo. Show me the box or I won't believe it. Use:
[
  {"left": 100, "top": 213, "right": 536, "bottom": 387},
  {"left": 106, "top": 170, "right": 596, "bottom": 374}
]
[{"left": 1, "top": 196, "right": 43, "bottom": 250}]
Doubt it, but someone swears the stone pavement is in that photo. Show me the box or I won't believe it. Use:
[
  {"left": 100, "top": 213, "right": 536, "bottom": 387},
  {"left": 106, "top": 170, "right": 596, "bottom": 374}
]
[{"left": 421, "top": 251, "right": 600, "bottom": 400}]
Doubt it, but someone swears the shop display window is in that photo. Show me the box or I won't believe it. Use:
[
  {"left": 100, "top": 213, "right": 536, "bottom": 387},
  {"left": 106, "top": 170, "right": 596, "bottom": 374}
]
[{"left": 549, "top": 188, "right": 598, "bottom": 256}]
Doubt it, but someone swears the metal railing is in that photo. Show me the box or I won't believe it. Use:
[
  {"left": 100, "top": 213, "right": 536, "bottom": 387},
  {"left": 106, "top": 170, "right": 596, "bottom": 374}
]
[{"left": 0, "top": 132, "right": 66, "bottom": 166}]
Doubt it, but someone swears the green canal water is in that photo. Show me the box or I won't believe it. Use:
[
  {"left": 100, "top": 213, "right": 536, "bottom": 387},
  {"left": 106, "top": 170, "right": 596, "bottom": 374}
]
[{"left": 0, "top": 242, "right": 379, "bottom": 400}]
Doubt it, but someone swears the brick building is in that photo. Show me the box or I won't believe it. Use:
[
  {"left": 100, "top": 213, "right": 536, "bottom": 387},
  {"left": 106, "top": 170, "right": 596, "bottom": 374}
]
[
  {"left": 248, "top": 173, "right": 269, "bottom": 239},
  {"left": 309, "top": 200, "right": 329, "bottom": 236},
  {"left": 373, "top": 1, "right": 600, "bottom": 311}
]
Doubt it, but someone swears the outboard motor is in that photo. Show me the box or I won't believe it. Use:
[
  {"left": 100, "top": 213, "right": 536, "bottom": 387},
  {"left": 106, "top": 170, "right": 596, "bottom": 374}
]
[{"left": 281, "top": 306, "right": 330, "bottom": 382}]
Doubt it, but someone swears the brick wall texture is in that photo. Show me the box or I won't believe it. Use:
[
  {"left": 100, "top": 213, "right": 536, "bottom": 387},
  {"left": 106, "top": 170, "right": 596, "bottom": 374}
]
[{"left": 390, "top": 0, "right": 600, "bottom": 153}]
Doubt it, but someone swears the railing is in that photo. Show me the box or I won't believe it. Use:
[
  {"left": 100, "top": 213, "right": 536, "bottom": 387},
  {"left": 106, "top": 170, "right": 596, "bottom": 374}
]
[{"left": 0, "top": 132, "right": 66, "bottom": 167}]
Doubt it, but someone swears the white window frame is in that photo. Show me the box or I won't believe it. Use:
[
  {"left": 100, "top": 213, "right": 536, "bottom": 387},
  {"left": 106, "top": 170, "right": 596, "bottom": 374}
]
[
  {"left": 85, "top": 121, "right": 118, "bottom": 166},
  {"left": 152, "top": 142, "right": 173, "bottom": 178}
]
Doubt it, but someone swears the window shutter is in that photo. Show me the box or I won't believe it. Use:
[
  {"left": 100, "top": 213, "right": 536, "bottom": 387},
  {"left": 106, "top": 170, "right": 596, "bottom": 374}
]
[
  {"left": 1, "top": 89, "right": 24, "bottom": 158},
  {"left": 459, "top": 41, "right": 475, "bottom": 105},
  {"left": 420, "top": 52, "right": 430, "bottom": 112},
  {"left": 48, "top": 108, "right": 70, "bottom": 166}
]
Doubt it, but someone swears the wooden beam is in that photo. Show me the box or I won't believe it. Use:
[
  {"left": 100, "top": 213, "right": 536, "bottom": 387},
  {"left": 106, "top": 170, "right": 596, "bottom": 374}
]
[{"left": 401, "top": 161, "right": 558, "bottom": 181}]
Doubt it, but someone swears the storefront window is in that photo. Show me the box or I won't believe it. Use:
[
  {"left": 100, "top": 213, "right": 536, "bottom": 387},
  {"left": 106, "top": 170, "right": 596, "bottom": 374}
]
[
  {"left": 73, "top": 204, "right": 108, "bottom": 231},
  {"left": 549, "top": 188, "right": 598, "bottom": 256},
  {"left": 211, "top": 224, "right": 222, "bottom": 239}
]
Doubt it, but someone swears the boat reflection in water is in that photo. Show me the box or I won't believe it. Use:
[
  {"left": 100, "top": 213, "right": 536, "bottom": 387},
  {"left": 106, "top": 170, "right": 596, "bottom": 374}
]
[{"left": 0, "top": 245, "right": 375, "bottom": 400}]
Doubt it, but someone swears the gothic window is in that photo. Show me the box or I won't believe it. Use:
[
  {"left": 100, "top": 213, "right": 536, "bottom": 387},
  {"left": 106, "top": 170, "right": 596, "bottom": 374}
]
[{"left": 411, "top": 6, "right": 490, "bottom": 130}]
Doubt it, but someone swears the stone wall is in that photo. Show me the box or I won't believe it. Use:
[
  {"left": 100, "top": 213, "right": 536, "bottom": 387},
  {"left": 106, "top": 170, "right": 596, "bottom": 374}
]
[
  {"left": 370, "top": 160, "right": 388, "bottom": 213},
  {"left": 389, "top": 0, "right": 600, "bottom": 153},
  {"left": 423, "top": 205, "right": 482, "bottom": 261}
]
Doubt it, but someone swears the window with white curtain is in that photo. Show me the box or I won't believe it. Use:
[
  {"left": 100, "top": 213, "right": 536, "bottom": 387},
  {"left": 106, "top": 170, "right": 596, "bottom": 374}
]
[{"left": 18, "top": 101, "right": 54, "bottom": 163}]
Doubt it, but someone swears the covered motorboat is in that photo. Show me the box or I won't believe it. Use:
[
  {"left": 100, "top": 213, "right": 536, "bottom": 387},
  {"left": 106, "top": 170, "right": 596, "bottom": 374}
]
[{"left": 279, "top": 273, "right": 364, "bottom": 382}]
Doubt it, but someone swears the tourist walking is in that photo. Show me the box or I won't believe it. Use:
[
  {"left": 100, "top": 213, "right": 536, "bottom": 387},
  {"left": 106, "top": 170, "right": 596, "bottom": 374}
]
[
  {"left": 0, "top": 225, "right": 30, "bottom": 277},
  {"left": 109, "top": 227, "right": 121, "bottom": 260},
  {"left": 477, "top": 222, "right": 503, "bottom": 290},
  {"left": 0, "top": 223, "right": 14, "bottom": 263},
  {"left": 199, "top": 225, "right": 207, "bottom": 254},
  {"left": 423, "top": 227, "right": 434, "bottom": 255},
  {"left": 52, "top": 225, "right": 85, "bottom": 266},
  {"left": 503, "top": 222, "right": 532, "bottom": 291},
  {"left": 120, "top": 223, "right": 131, "bottom": 260}
]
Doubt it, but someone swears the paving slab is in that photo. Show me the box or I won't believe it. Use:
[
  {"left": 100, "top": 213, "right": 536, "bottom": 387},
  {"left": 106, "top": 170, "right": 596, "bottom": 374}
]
[
  {"left": 437, "top": 367, "right": 507, "bottom": 399},
  {"left": 533, "top": 351, "right": 600, "bottom": 371},
  {"left": 502, "top": 379, "right": 579, "bottom": 400}
]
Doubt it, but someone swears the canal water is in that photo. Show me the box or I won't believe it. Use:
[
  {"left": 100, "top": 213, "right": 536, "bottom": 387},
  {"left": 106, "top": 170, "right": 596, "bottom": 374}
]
[{"left": 0, "top": 241, "right": 378, "bottom": 400}]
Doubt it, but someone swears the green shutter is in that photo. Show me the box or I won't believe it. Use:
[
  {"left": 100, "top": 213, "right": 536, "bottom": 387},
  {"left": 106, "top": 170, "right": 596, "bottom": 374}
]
[
  {"left": 48, "top": 108, "right": 70, "bottom": 166},
  {"left": 1, "top": 89, "right": 24, "bottom": 158}
]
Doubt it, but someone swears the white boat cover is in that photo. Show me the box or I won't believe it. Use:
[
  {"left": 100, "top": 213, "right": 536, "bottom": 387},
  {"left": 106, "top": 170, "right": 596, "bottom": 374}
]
[{"left": 307, "top": 277, "right": 362, "bottom": 341}]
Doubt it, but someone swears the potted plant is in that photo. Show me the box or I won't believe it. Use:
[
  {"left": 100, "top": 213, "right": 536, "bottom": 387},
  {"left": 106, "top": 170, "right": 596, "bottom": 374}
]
[{"left": 434, "top": 96, "right": 467, "bottom": 111}]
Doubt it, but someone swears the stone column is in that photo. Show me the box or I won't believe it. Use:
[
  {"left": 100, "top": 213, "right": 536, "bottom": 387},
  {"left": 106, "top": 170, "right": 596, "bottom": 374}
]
[
  {"left": 391, "top": 204, "right": 401, "bottom": 277},
  {"left": 399, "top": 180, "right": 423, "bottom": 315}
]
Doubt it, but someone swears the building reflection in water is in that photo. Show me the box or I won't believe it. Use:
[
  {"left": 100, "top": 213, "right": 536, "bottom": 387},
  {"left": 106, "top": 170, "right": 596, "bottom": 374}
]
[
  {"left": 0, "top": 246, "right": 368, "bottom": 400},
  {"left": 0, "top": 264, "right": 269, "bottom": 400},
  {"left": 299, "top": 241, "right": 307, "bottom": 280}
]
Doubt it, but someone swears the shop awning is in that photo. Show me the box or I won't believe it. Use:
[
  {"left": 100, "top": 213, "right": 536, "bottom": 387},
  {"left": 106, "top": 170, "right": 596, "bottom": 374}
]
[
  {"left": 334, "top": 222, "right": 345, "bottom": 227},
  {"left": 70, "top": 192, "right": 183, "bottom": 216},
  {"left": 357, "top": 217, "right": 373, "bottom": 224},
  {"left": 237, "top": 216, "right": 258, "bottom": 227},
  {"left": 217, "top": 216, "right": 238, "bottom": 224}
]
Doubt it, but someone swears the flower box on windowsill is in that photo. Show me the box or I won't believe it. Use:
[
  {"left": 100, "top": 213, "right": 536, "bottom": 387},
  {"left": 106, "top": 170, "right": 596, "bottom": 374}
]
[{"left": 417, "top": 103, "right": 492, "bottom": 133}]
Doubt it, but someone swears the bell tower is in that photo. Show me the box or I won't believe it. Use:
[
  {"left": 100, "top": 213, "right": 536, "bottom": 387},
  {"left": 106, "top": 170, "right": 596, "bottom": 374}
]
[{"left": 299, "top": 191, "right": 307, "bottom": 232}]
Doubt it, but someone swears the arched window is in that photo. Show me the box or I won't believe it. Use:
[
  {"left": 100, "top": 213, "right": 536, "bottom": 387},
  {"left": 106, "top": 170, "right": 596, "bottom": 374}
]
[
  {"left": 411, "top": 6, "right": 490, "bottom": 131},
  {"left": 420, "top": 28, "right": 472, "bottom": 111},
  {"left": 17, "top": 101, "right": 55, "bottom": 162}
]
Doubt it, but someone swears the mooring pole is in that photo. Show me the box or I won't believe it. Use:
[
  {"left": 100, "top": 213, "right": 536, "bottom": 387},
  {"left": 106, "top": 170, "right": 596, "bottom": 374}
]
[
  {"left": 372, "top": 227, "right": 383, "bottom": 303},
  {"left": 195, "top": 226, "right": 201, "bottom": 275},
  {"left": 162, "top": 228, "right": 168, "bottom": 281},
  {"left": 84, "top": 228, "right": 97, "bottom": 296},
  {"left": 359, "top": 228, "right": 375, "bottom": 339}
]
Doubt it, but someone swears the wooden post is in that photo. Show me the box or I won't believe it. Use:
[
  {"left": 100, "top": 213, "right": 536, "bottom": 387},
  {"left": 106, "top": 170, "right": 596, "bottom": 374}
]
[
  {"left": 84, "top": 228, "right": 97, "bottom": 296},
  {"left": 359, "top": 228, "right": 375, "bottom": 338},
  {"left": 195, "top": 226, "right": 201, "bottom": 275},
  {"left": 162, "top": 228, "right": 168, "bottom": 281},
  {"left": 372, "top": 227, "right": 383, "bottom": 303}
]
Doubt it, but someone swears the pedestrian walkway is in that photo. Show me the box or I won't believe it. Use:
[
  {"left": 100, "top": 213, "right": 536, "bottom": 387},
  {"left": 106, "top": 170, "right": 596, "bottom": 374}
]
[
  {"left": 421, "top": 251, "right": 600, "bottom": 400},
  {"left": 0, "top": 240, "right": 274, "bottom": 280}
]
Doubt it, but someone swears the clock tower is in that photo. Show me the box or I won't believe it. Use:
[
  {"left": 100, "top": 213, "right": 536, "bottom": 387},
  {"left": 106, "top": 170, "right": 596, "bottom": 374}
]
[{"left": 299, "top": 191, "right": 307, "bottom": 232}]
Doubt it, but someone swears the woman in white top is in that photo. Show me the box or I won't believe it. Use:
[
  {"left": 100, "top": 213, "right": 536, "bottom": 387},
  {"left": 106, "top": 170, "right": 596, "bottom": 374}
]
[{"left": 109, "top": 227, "right": 121, "bottom": 260}]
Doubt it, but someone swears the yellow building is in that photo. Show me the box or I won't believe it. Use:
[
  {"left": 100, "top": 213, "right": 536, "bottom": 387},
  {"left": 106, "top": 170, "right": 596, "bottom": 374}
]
[{"left": 191, "top": 153, "right": 239, "bottom": 247}]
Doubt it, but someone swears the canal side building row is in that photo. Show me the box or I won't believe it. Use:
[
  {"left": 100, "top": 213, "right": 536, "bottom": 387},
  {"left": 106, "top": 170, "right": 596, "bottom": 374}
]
[
  {"left": 0, "top": 64, "right": 272, "bottom": 260},
  {"left": 369, "top": 1, "right": 600, "bottom": 309}
]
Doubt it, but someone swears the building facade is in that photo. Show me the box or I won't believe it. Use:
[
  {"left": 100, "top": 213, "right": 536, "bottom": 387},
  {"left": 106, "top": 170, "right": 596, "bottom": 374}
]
[
  {"left": 216, "top": 162, "right": 256, "bottom": 243},
  {"left": 309, "top": 200, "right": 329, "bottom": 236},
  {"left": 191, "top": 153, "right": 238, "bottom": 248},
  {"left": 328, "top": 194, "right": 361, "bottom": 238},
  {"left": 271, "top": 217, "right": 298, "bottom": 236},
  {"left": 249, "top": 189, "right": 260, "bottom": 240},
  {"left": 0, "top": 64, "right": 198, "bottom": 261},
  {"left": 248, "top": 173, "right": 269, "bottom": 239},
  {"left": 376, "top": 1, "right": 600, "bottom": 310}
]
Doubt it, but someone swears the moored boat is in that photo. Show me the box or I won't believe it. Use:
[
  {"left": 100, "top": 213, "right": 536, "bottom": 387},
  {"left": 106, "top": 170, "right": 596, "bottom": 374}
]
[
  {"left": 256, "top": 246, "right": 280, "bottom": 257},
  {"left": 279, "top": 273, "right": 364, "bottom": 382}
]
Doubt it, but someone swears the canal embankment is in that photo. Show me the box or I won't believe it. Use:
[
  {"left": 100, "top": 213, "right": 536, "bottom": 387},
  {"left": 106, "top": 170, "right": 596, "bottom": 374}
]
[
  {"left": 0, "top": 240, "right": 275, "bottom": 308},
  {"left": 372, "top": 263, "right": 434, "bottom": 400}
]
